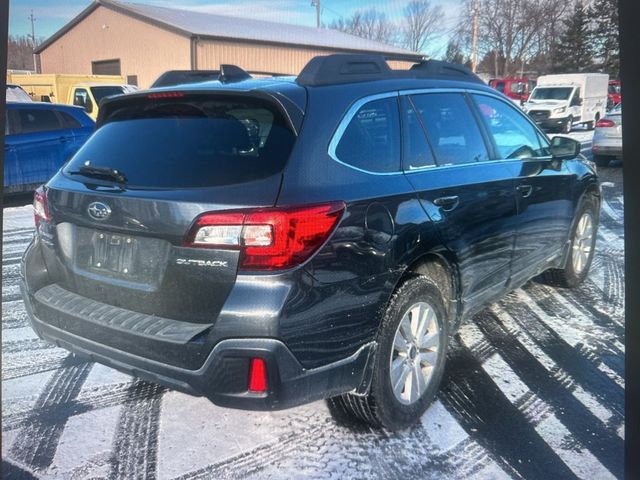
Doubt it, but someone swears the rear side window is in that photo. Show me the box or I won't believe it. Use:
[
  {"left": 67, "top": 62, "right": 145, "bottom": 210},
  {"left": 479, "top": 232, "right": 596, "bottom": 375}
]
[
  {"left": 410, "top": 93, "right": 489, "bottom": 165},
  {"left": 63, "top": 95, "right": 295, "bottom": 188},
  {"left": 17, "top": 108, "right": 63, "bottom": 134},
  {"left": 472, "top": 94, "right": 549, "bottom": 159},
  {"left": 334, "top": 96, "right": 401, "bottom": 173},
  {"left": 59, "top": 111, "right": 82, "bottom": 129}
]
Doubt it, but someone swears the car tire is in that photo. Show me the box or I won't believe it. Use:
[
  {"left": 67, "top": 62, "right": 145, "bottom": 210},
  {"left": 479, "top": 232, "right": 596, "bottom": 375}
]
[
  {"left": 563, "top": 116, "right": 573, "bottom": 134},
  {"left": 593, "top": 154, "right": 611, "bottom": 167},
  {"left": 542, "top": 195, "right": 599, "bottom": 288},
  {"left": 325, "top": 275, "right": 449, "bottom": 430}
]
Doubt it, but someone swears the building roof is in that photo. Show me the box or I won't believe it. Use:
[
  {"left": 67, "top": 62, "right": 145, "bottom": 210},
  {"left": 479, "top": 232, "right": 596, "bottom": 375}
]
[{"left": 36, "top": 0, "right": 422, "bottom": 61}]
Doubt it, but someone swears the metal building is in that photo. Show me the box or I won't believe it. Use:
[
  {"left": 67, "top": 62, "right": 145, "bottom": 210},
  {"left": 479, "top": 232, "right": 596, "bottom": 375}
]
[{"left": 35, "top": 0, "right": 423, "bottom": 88}]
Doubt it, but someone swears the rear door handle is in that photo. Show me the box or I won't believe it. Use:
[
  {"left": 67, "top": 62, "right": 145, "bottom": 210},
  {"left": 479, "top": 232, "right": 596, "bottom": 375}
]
[
  {"left": 516, "top": 184, "right": 533, "bottom": 198},
  {"left": 59, "top": 136, "right": 69, "bottom": 143},
  {"left": 433, "top": 195, "right": 459, "bottom": 211}
]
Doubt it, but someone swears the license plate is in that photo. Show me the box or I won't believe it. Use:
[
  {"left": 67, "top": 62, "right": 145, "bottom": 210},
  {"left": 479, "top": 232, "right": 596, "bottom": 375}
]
[{"left": 90, "top": 232, "right": 137, "bottom": 275}]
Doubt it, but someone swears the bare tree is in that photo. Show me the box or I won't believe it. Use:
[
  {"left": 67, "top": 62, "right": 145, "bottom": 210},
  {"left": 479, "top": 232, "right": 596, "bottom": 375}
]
[
  {"left": 457, "top": 0, "right": 567, "bottom": 76},
  {"left": 7, "top": 35, "right": 39, "bottom": 71},
  {"left": 402, "top": 0, "right": 444, "bottom": 53},
  {"left": 328, "top": 9, "right": 400, "bottom": 45}
]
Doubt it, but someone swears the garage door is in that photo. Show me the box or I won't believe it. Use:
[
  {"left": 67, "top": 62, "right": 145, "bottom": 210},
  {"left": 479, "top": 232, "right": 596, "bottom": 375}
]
[{"left": 92, "top": 59, "right": 121, "bottom": 75}]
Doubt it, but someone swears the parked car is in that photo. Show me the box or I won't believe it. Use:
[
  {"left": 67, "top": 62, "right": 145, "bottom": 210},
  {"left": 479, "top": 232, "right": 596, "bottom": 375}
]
[
  {"left": 6, "top": 84, "right": 33, "bottom": 102},
  {"left": 151, "top": 70, "right": 221, "bottom": 88},
  {"left": 488, "top": 77, "right": 536, "bottom": 104},
  {"left": 523, "top": 73, "right": 608, "bottom": 133},
  {"left": 21, "top": 55, "right": 599, "bottom": 431},
  {"left": 4, "top": 102, "right": 94, "bottom": 194},
  {"left": 592, "top": 102, "right": 622, "bottom": 167},
  {"left": 607, "top": 80, "right": 621, "bottom": 110}
]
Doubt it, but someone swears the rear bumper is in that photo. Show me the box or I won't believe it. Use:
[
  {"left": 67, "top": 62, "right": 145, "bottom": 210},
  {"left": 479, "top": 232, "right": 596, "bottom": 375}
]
[
  {"left": 592, "top": 142, "right": 622, "bottom": 157},
  {"left": 19, "top": 236, "right": 376, "bottom": 410},
  {"left": 22, "top": 282, "right": 374, "bottom": 410}
]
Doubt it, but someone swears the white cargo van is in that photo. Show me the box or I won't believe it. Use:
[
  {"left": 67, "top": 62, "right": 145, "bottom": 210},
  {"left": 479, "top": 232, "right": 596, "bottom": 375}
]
[{"left": 523, "top": 73, "right": 608, "bottom": 133}]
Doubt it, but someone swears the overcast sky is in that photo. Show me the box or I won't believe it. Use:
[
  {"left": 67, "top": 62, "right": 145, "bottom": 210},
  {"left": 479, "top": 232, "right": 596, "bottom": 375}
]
[{"left": 9, "top": 0, "right": 463, "bottom": 58}]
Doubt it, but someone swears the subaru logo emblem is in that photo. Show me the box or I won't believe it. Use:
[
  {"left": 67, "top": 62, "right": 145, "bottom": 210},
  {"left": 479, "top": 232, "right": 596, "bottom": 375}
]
[{"left": 87, "top": 202, "right": 111, "bottom": 221}]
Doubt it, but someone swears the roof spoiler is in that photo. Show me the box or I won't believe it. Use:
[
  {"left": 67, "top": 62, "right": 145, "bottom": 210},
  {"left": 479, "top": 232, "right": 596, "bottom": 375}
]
[
  {"left": 218, "top": 64, "right": 252, "bottom": 84},
  {"left": 296, "top": 54, "right": 483, "bottom": 86}
]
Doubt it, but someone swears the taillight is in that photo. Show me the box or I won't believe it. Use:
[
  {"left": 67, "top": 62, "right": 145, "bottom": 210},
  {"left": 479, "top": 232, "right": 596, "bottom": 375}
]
[
  {"left": 248, "top": 358, "right": 267, "bottom": 393},
  {"left": 184, "top": 202, "right": 345, "bottom": 271},
  {"left": 596, "top": 118, "right": 615, "bottom": 128},
  {"left": 33, "top": 185, "right": 50, "bottom": 229}
]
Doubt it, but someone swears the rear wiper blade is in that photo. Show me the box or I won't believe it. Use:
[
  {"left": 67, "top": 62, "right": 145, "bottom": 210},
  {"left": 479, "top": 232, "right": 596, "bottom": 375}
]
[{"left": 69, "top": 165, "right": 128, "bottom": 184}]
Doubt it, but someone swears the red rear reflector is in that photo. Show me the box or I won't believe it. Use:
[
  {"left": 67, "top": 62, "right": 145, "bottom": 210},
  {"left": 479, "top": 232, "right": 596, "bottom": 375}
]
[
  {"left": 184, "top": 202, "right": 345, "bottom": 271},
  {"left": 33, "top": 185, "right": 49, "bottom": 229},
  {"left": 596, "top": 118, "right": 615, "bottom": 128},
  {"left": 248, "top": 358, "right": 267, "bottom": 393},
  {"left": 147, "top": 92, "right": 185, "bottom": 99}
]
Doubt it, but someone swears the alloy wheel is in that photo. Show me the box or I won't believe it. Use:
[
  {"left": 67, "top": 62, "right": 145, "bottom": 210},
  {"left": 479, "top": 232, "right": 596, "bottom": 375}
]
[{"left": 389, "top": 302, "right": 440, "bottom": 405}]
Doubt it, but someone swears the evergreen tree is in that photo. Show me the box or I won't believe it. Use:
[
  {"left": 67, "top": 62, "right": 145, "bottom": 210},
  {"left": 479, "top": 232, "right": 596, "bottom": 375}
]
[
  {"left": 552, "top": 1, "right": 594, "bottom": 73},
  {"left": 588, "top": 0, "right": 619, "bottom": 78}
]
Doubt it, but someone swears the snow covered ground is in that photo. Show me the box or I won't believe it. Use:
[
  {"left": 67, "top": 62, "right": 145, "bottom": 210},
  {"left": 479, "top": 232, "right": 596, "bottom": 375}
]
[{"left": 2, "top": 133, "right": 624, "bottom": 479}]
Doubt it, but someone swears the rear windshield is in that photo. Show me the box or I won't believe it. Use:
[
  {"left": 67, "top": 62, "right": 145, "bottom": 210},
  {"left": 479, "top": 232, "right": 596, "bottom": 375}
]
[
  {"left": 91, "top": 86, "right": 126, "bottom": 104},
  {"left": 63, "top": 95, "right": 295, "bottom": 188}
]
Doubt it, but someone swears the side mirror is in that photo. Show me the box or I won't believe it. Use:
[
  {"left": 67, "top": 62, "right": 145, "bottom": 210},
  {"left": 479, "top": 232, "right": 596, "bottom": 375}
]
[
  {"left": 84, "top": 101, "right": 94, "bottom": 114},
  {"left": 516, "top": 83, "right": 525, "bottom": 95},
  {"left": 550, "top": 136, "right": 580, "bottom": 160},
  {"left": 571, "top": 97, "right": 583, "bottom": 107},
  {"left": 40, "top": 95, "right": 51, "bottom": 103}
]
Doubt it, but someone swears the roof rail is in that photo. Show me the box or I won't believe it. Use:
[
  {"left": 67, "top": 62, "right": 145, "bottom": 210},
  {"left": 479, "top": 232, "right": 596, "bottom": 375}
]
[
  {"left": 219, "top": 64, "right": 252, "bottom": 84},
  {"left": 296, "top": 54, "right": 483, "bottom": 86},
  {"left": 296, "top": 54, "right": 391, "bottom": 86}
]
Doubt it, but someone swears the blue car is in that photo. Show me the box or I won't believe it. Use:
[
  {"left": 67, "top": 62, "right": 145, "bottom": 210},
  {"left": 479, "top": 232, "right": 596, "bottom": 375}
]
[{"left": 4, "top": 102, "right": 94, "bottom": 194}]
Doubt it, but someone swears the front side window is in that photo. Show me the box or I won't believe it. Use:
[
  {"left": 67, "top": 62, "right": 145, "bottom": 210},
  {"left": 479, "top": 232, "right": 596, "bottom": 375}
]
[
  {"left": 409, "top": 93, "right": 489, "bottom": 166},
  {"left": 17, "top": 108, "right": 62, "bottom": 134},
  {"left": 401, "top": 98, "right": 435, "bottom": 170},
  {"left": 334, "top": 96, "right": 401, "bottom": 173},
  {"left": 472, "top": 94, "right": 549, "bottom": 159}
]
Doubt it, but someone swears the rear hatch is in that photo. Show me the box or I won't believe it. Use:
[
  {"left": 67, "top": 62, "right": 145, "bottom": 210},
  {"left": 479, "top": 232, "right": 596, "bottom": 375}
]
[{"left": 40, "top": 91, "right": 298, "bottom": 328}]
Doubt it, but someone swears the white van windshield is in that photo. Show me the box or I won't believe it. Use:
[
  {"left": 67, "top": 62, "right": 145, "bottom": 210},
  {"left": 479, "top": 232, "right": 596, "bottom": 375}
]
[{"left": 530, "top": 87, "right": 573, "bottom": 101}]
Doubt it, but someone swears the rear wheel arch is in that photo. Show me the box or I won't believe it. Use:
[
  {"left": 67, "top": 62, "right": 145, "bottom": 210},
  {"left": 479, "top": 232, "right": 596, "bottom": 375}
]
[{"left": 396, "top": 252, "right": 460, "bottom": 329}]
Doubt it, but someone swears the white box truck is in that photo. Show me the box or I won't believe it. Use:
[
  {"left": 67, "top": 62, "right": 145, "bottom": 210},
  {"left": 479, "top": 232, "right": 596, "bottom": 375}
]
[{"left": 523, "top": 73, "right": 608, "bottom": 133}]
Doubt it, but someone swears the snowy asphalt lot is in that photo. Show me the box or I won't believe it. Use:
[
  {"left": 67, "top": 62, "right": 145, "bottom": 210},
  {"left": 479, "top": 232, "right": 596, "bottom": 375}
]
[{"left": 1, "top": 130, "right": 625, "bottom": 479}]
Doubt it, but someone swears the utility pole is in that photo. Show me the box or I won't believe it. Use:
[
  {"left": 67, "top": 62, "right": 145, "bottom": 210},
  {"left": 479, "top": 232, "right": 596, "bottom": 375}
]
[
  {"left": 311, "top": 0, "right": 320, "bottom": 28},
  {"left": 471, "top": 0, "right": 479, "bottom": 73},
  {"left": 28, "top": 10, "right": 37, "bottom": 72}
]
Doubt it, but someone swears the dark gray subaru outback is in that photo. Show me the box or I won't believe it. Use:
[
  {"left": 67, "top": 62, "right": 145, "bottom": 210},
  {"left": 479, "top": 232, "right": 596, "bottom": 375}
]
[{"left": 21, "top": 55, "right": 599, "bottom": 430}]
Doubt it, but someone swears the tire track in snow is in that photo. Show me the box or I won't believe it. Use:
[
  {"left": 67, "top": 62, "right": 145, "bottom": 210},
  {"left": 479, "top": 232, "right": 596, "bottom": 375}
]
[
  {"left": 9, "top": 356, "right": 92, "bottom": 471},
  {"left": 439, "top": 339, "right": 577, "bottom": 480},
  {"left": 470, "top": 310, "right": 623, "bottom": 478},
  {"left": 499, "top": 295, "right": 624, "bottom": 417},
  {"left": 109, "top": 381, "right": 165, "bottom": 480}
]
